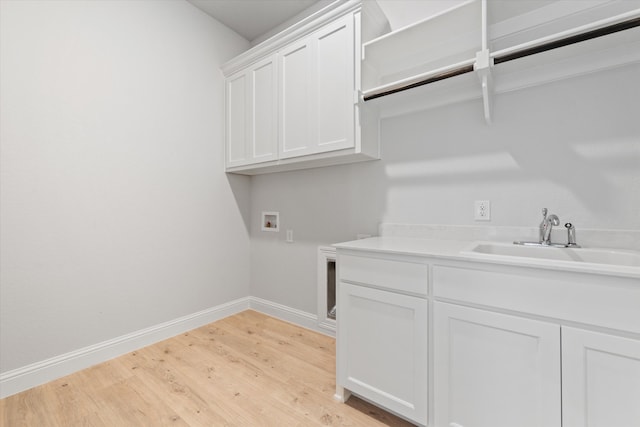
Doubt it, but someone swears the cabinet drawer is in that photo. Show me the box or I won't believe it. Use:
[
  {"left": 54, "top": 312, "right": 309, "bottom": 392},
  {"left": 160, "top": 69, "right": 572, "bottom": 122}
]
[
  {"left": 339, "top": 254, "right": 428, "bottom": 296},
  {"left": 433, "top": 265, "right": 640, "bottom": 335}
]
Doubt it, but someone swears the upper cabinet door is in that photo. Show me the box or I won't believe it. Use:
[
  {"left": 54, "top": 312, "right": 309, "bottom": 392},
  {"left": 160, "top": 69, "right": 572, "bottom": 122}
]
[
  {"left": 279, "top": 14, "right": 356, "bottom": 160},
  {"left": 279, "top": 37, "right": 315, "bottom": 159},
  {"left": 226, "top": 55, "right": 278, "bottom": 168},
  {"left": 226, "top": 72, "right": 249, "bottom": 167},
  {"left": 434, "top": 302, "right": 562, "bottom": 427},
  {"left": 314, "top": 14, "right": 355, "bottom": 153},
  {"left": 250, "top": 55, "right": 278, "bottom": 163},
  {"left": 562, "top": 327, "right": 640, "bottom": 427}
]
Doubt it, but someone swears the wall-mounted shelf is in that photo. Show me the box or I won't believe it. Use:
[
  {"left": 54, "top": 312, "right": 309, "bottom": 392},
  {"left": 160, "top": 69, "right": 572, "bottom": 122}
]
[
  {"left": 362, "top": 0, "right": 481, "bottom": 91},
  {"left": 492, "top": 13, "right": 640, "bottom": 94},
  {"left": 362, "top": 0, "right": 640, "bottom": 123},
  {"left": 488, "top": 0, "right": 640, "bottom": 52}
]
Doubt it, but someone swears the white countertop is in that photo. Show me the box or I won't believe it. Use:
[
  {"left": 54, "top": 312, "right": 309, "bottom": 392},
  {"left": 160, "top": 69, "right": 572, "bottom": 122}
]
[
  {"left": 335, "top": 236, "right": 468, "bottom": 257},
  {"left": 334, "top": 236, "right": 640, "bottom": 280}
]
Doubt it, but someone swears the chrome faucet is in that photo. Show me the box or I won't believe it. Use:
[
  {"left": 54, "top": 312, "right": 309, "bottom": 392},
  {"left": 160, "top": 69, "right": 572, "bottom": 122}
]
[
  {"left": 538, "top": 208, "right": 548, "bottom": 243},
  {"left": 515, "top": 208, "right": 579, "bottom": 248},
  {"left": 539, "top": 208, "right": 559, "bottom": 245}
]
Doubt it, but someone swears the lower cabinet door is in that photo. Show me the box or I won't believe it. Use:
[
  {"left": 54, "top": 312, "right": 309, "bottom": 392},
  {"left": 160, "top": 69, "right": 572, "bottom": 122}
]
[
  {"left": 433, "top": 302, "right": 561, "bottom": 427},
  {"left": 562, "top": 327, "right": 640, "bottom": 427},
  {"left": 337, "top": 282, "right": 428, "bottom": 425}
]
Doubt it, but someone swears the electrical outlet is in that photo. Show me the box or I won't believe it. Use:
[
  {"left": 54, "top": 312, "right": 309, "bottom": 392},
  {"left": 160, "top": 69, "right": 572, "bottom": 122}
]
[{"left": 474, "top": 200, "right": 491, "bottom": 221}]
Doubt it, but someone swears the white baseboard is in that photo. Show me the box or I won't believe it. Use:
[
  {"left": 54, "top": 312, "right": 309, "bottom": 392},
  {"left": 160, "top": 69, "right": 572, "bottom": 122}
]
[
  {"left": 0, "top": 297, "right": 250, "bottom": 399},
  {"left": 249, "top": 296, "right": 334, "bottom": 338},
  {"left": 0, "top": 296, "right": 332, "bottom": 399}
]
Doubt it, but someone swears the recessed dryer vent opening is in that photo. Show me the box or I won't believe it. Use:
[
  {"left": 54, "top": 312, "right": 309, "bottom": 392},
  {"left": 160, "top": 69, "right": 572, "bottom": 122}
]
[
  {"left": 317, "top": 246, "right": 337, "bottom": 334},
  {"left": 327, "top": 260, "right": 336, "bottom": 320}
]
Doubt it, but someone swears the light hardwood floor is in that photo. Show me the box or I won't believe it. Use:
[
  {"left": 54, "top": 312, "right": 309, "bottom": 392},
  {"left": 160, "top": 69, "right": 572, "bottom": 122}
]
[{"left": 1, "top": 310, "right": 414, "bottom": 426}]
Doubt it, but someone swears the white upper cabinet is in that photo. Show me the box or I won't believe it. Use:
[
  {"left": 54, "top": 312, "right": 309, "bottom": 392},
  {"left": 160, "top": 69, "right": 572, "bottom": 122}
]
[
  {"left": 280, "top": 13, "right": 355, "bottom": 159},
  {"left": 226, "top": 55, "right": 278, "bottom": 167},
  {"left": 225, "top": 72, "right": 248, "bottom": 166},
  {"left": 278, "top": 37, "right": 315, "bottom": 158},
  {"left": 314, "top": 15, "right": 355, "bottom": 153},
  {"left": 251, "top": 57, "right": 279, "bottom": 162},
  {"left": 222, "top": 1, "right": 384, "bottom": 175}
]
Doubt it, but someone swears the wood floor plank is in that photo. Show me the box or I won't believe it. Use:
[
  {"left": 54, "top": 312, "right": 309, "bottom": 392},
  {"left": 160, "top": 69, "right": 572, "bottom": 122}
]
[
  {"left": 1, "top": 310, "right": 414, "bottom": 426},
  {"left": 158, "top": 326, "right": 333, "bottom": 426}
]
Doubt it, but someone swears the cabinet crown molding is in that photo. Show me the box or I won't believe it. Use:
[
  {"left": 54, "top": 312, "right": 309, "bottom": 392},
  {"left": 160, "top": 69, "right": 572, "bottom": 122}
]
[{"left": 221, "top": 0, "right": 361, "bottom": 77}]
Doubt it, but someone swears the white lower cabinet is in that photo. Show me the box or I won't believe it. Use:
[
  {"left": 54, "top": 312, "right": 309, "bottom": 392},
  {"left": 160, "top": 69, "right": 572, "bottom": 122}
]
[
  {"left": 335, "top": 247, "right": 640, "bottom": 427},
  {"left": 337, "top": 282, "right": 428, "bottom": 425},
  {"left": 562, "top": 327, "right": 640, "bottom": 427},
  {"left": 433, "top": 302, "right": 561, "bottom": 427},
  {"left": 433, "top": 303, "right": 640, "bottom": 427}
]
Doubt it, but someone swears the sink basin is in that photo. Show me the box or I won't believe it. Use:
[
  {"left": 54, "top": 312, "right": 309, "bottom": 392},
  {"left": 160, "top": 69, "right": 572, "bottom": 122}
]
[{"left": 462, "top": 242, "right": 640, "bottom": 267}]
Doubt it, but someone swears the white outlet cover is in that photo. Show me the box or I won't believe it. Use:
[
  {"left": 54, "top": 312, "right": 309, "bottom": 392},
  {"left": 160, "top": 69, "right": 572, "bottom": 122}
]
[{"left": 474, "top": 200, "right": 491, "bottom": 221}]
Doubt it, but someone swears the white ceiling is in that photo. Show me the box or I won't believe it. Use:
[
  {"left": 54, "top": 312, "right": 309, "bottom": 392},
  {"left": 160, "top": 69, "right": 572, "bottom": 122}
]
[{"left": 187, "top": 0, "right": 323, "bottom": 42}]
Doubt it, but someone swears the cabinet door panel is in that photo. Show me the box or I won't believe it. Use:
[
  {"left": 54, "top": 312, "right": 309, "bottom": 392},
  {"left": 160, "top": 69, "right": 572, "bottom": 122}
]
[
  {"left": 434, "top": 302, "right": 561, "bottom": 427},
  {"left": 562, "top": 327, "right": 640, "bottom": 427},
  {"left": 337, "top": 282, "right": 428, "bottom": 424},
  {"left": 279, "top": 40, "right": 313, "bottom": 158},
  {"left": 226, "top": 56, "right": 277, "bottom": 168},
  {"left": 251, "top": 57, "right": 277, "bottom": 161},
  {"left": 226, "top": 73, "right": 248, "bottom": 166},
  {"left": 315, "top": 15, "right": 354, "bottom": 151}
]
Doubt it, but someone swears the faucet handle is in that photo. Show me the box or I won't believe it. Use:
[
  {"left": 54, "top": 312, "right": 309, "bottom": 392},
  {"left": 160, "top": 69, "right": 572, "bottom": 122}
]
[
  {"left": 541, "top": 208, "right": 548, "bottom": 218},
  {"left": 565, "top": 222, "right": 579, "bottom": 247}
]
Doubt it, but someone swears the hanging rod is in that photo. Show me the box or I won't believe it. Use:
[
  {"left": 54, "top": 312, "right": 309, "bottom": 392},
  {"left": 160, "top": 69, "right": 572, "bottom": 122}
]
[
  {"left": 362, "top": 63, "right": 475, "bottom": 101},
  {"left": 494, "top": 16, "right": 640, "bottom": 64},
  {"left": 363, "top": 14, "right": 640, "bottom": 103}
]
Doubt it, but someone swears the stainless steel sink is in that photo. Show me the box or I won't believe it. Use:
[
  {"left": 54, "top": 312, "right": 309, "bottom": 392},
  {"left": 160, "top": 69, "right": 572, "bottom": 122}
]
[{"left": 462, "top": 242, "right": 640, "bottom": 267}]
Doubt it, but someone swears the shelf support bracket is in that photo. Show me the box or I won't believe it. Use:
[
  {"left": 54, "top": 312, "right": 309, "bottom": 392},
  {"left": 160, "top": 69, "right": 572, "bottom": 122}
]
[{"left": 474, "top": 49, "right": 494, "bottom": 124}]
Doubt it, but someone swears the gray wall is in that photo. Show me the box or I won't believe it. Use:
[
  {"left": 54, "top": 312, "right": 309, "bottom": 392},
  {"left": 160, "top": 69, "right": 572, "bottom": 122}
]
[
  {"left": 0, "top": 0, "right": 251, "bottom": 373},
  {"left": 2, "top": 0, "right": 639, "bottom": 379},
  {"left": 250, "top": 64, "right": 640, "bottom": 315}
]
